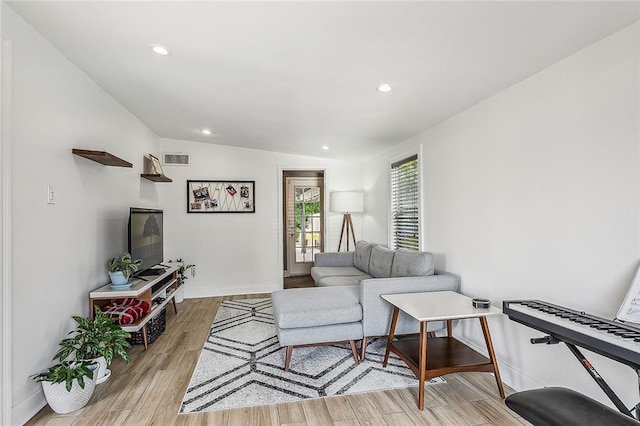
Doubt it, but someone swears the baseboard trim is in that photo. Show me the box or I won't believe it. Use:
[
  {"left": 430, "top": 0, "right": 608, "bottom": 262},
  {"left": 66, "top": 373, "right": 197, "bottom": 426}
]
[
  {"left": 13, "top": 387, "right": 46, "bottom": 426},
  {"left": 455, "top": 334, "right": 545, "bottom": 392}
]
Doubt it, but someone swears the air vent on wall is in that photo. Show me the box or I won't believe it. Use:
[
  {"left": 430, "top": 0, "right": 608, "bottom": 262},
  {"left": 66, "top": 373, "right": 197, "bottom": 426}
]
[{"left": 163, "top": 153, "right": 190, "bottom": 166}]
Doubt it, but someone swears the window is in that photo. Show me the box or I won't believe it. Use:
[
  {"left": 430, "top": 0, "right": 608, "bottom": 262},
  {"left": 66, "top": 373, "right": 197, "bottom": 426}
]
[{"left": 391, "top": 155, "right": 419, "bottom": 250}]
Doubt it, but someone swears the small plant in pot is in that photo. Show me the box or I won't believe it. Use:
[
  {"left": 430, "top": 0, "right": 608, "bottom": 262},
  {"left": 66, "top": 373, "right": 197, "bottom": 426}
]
[
  {"left": 32, "top": 360, "right": 97, "bottom": 414},
  {"left": 172, "top": 258, "right": 195, "bottom": 284},
  {"left": 53, "top": 307, "right": 131, "bottom": 384},
  {"left": 169, "top": 259, "right": 195, "bottom": 303},
  {"left": 108, "top": 251, "right": 142, "bottom": 288}
]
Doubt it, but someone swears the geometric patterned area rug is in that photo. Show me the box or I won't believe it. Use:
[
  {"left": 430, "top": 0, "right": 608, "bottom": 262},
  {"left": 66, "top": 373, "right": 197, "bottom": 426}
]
[{"left": 180, "top": 298, "right": 445, "bottom": 413}]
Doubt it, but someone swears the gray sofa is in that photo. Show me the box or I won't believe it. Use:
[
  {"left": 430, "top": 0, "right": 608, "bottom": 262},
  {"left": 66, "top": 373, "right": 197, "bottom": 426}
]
[
  {"left": 271, "top": 241, "right": 460, "bottom": 369},
  {"left": 276, "top": 240, "right": 459, "bottom": 359}
]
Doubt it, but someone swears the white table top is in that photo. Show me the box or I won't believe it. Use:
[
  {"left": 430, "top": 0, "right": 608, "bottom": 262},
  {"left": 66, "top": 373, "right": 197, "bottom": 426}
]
[
  {"left": 90, "top": 264, "right": 179, "bottom": 298},
  {"left": 381, "top": 291, "right": 502, "bottom": 321}
]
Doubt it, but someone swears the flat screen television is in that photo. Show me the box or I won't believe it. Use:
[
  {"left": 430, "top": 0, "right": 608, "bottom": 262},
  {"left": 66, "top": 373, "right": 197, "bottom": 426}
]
[{"left": 128, "top": 207, "right": 164, "bottom": 276}]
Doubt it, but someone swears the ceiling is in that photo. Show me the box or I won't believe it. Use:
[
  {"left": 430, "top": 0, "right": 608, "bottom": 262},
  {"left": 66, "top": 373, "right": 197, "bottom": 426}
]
[{"left": 7, "top": 1, "right": 640, "bottom": 160}]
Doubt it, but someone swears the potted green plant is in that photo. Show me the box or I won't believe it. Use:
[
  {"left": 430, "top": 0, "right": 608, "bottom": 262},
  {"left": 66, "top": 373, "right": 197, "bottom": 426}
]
[
  {"left": 175, "top": 259, "right": 195, "bottom": 284},
  {"left": 170, "top": 258, "right": 195, "bottom": 303},
  {"left": 107, "top": 251, "right": 142, "bottom": 287},
  {"left": 53, "top": 307, "right": 131, "bottom": 383},
  {"left": 32, "top": 360, "right": 97, "bottom": 414}
]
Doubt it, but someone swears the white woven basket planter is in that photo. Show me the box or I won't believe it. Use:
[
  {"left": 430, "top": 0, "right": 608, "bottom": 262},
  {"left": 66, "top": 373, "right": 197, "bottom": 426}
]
[{"left": 41, "top": 377, "right": 96, "bottom": 414}]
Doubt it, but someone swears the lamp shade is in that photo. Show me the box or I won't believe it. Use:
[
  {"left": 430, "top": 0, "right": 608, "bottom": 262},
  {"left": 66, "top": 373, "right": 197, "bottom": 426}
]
[{"left": 330, "top": 191, "right": 364, "bottom": 213}]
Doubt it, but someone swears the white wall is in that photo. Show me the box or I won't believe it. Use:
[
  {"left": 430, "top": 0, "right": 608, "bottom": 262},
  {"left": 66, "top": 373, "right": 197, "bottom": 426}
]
[
  {"left": 363, "top": 23, "right": 640, "bottom": 407},
  {"left": 2, "top": 6, "right": 163, "bottom": 424},
  {"left": 158, "top": 138, "right": 361, "bottom": 297},
  {"left": 3, "top": 5, "right": 362, "bottom": 421},
  {"left": 7, "top": 0, "right": 637, "bottom": 420}
]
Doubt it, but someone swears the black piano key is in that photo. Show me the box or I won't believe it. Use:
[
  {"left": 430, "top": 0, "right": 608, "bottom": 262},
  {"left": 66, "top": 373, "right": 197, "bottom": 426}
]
[
  {"left": 575, "top": 319, "right": 600, "bottom": 325},
  {"left": 570, "top": 317, "right": 587, "bottom": 322},
  {"left": 592, "top": 324, "right": 618, "bottom": 330},
  {"left": 613, "top": 330, "right": 640, "bottom": 336},
  {"left": 620, "top": 334, "right": 640, "bottom": 339}
]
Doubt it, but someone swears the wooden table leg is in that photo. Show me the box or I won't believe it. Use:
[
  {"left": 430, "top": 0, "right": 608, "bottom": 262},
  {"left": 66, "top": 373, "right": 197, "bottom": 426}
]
[
  {"left": 418, "top": 321, "right": 428, "bottom": 410},
  {"left": 142, "top": 325, "right": 148, "bottom": 351},
  {"left": 446, "top": 319, "right": 453, "bottom": 337},
  {"left": 349, "top": 340, "right": 359, "bottom": 365},
  {"left": 479, "top": 316, "right": 505, "bottom": 398},
  {"left": 284, "top": 346, "right": 293, "bottom": 372},
  {"left": 172, "top": 297, "right": 178, "bottom": 314},
  {"left": 360, "top": 337, "right": 368, "bottom": 361},
  {"left": 383, "top": 307, "right": 400, "bottom": 367}
]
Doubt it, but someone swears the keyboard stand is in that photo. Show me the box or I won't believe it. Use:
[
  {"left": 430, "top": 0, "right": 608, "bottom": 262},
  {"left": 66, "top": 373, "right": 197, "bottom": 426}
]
[
  {"left": 565, "top": 341, "right": 634, "bottom": 417},
  {"left": 531, "top": 333, "right": 636, "bottom": 418}
]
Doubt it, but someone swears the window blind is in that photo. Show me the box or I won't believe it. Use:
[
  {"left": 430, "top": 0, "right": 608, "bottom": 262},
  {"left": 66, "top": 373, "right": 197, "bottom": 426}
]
[{"left": 391, "top": 155, "right": 419, "bottom": 250}]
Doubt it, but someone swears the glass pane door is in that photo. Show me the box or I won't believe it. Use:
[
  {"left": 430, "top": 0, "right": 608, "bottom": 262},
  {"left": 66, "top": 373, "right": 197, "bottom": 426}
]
[{"left": 294, "top": 186, "right": 321, "bottom": 263}]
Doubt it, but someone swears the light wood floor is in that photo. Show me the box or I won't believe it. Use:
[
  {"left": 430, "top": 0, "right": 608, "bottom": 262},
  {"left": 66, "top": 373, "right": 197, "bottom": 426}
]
[{"left": 26, "top": 295, "right": 529, "bottom": 425}]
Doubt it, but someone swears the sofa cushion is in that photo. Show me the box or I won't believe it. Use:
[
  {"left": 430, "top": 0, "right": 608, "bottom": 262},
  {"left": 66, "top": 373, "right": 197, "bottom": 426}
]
[
  {"left": 311, "top": 266, "right": 366, "bottom": 284},
  {"left": 353, "top": 240, "right": 376, "bottom": 274},
  {"left": 318, "top": 274, "right": 372, "bottom": 287},
  {"left": 391, "top": 249, "right": 435, "bottom": 277},
  {"left": 276, "top": 321, "right": 363, "bottom": 347},
  {"left": 369, "top": 246, "right": 396, "bottom": 278},
  {"left": 271, "top": 286, "right": 362, "bottom": 329}
]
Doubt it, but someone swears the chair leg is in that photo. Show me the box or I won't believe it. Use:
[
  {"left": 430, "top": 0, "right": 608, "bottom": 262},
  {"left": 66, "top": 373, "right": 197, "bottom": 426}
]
[
  {"left": 360, "top": 337, "right": 368, "bottom": 361},
  {"left": 284, "top": 346, "right": 293, "bottom": 372},
  {"left": 350, "top": 340, "right": 359, "bottom": 364}
]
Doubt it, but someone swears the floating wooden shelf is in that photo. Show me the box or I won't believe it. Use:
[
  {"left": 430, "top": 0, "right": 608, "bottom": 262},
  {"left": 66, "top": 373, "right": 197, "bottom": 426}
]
[
  {"left": 72, "top": 149, "right": 133, "bottom": 167},
  {"left": 141, "top": 174, "right": 173, "bottom": 182},
  {"left": 141, "top": 155, "right": 172, "bottom": 182}
]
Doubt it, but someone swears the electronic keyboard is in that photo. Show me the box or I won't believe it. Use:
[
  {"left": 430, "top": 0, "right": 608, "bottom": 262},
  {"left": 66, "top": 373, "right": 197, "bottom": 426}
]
[
  {"left": 503, "top": 300, "right": 640, "bottom": 369},
  {"left": 503, "top": 299, "right": 640, "bottom": 418}
]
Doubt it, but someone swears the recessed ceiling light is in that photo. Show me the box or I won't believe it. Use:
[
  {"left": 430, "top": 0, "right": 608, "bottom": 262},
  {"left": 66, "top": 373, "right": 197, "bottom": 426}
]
[
  {"left": 322, "top": 146, "right": 329, "bottom": 150},
  {"left": 377, "top": 83, "right": 393, "bottom": 93},
  {"left": 151, "top": 45, "right": 170, "bottom": 56},
  {"left": 201, "top": 129, "right": 212, "bottom": 135}
]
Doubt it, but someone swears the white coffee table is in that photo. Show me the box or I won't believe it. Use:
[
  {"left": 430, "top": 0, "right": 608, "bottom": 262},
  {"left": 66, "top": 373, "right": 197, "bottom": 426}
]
[{"left": 381, "top": 291, "right": 505, "bottom": 410}]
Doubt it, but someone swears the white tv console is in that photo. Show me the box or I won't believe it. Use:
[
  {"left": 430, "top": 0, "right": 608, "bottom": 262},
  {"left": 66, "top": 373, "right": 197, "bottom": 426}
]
[{"left": 89, "top": 263, "right": 181, "bottom": 350}]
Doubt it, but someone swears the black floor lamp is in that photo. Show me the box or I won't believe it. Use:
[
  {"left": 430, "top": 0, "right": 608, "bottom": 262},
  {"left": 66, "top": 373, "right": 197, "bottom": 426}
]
[{"left": 330, "top": 191, "right": 364, "bottom": 252}]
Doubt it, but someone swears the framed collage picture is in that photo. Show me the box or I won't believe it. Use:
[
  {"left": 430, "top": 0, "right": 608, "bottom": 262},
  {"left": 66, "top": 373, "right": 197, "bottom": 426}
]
[{"left": 187, "top": 180, "right": 255, "bottom": 213}]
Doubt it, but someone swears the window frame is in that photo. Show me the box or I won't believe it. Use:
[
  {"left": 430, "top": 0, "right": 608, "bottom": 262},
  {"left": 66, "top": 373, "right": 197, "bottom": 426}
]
[{"left": 389, "top": 153, "right": 421, "bottom": 251}]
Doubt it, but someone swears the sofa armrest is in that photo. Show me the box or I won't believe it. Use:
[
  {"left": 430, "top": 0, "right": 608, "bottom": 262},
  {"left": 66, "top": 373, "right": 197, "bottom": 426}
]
[
  {"left": 359, "top": 271, "right": 461, "bottom": 337},
  {"left": 314, "top": 251, "right": 354, "bottom": 267}
]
